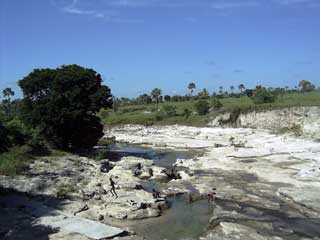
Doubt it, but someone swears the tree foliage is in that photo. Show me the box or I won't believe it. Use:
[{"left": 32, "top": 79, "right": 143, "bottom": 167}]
[
  {"left": 0, "top": 121, "right": 10, "bottom": 153},
  {"left": 188, "top": 82, "right": 196, "bottom": 96},
  {"left": 151, "top": 88, "right": 162, "bottom": 111},
  {"left": 162, "top": 104, "right": 177, "bottom": 117},
  {"left": 19, "top": 65, "right": 112, "bottom": 150},
  {"left": 252, "top": 87, "right": 276, "bottom": 104},
  {"left": 194, "top": 100, "right": 210, "bottom": 115},
  {"left": 299, "top": 80, "right": 315, "bottom": 93}
]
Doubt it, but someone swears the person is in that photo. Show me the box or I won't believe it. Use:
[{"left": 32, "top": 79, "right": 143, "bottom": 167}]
[
  {"left": 109, "top": 177, "right": 118, "bottom": 198},
  {"left": 134, "top": 163, "right": 142, "bottom": 176},
  {"left": 152, "top": 188, "right": 161, "bottom": 199},
  {"left": 207, "top": 188, "right": 216, "bottom": 203}
]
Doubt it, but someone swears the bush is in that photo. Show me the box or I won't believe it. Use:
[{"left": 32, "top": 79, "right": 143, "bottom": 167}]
[
  {"left": 252, "top": 88, "right": 276, "bottom": 104},
  {"left": 155, "top": 111, "right": 165, "bottom": 121},
  {"left": 211, "top": 98, "right": 223, "bottom": 110},
  {"left": 5, "top": 118, "right": 29, "bottom": 146},
  {"left": 194, "top": 100, "right": 210, "bottom": 115},
  {"left": 162, "top": 104, "right": 177, "bottom": 117},
  {"left": 183, "top": 108, "right": 192, "bottom": 119},
  {"left": 0, "top": 145, "right": 33, "bottom": 176}
]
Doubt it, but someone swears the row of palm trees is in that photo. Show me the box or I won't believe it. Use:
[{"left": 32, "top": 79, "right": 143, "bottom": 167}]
[{"left": 187, "top": 83, "right": 246, "bottom": 96}]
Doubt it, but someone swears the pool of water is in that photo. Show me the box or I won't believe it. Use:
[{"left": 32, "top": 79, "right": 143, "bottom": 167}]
[
  {"left": 132, "top": 195, "right": 214, "bottom": 240},
  {"left": 103, "top": 143, "right": 213, "bottom": 240},
  {"left": 107, "top": 143, "right": 198, "bottom": 168}
]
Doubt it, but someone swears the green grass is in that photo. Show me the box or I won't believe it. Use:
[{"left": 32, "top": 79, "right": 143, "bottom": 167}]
[
  {"left": 0, "top": 146, "right": 69, "bottom": 176},
  {"left": 101, "top": 91, "right": 320, "bottom": 127},
  {"left": 0, "top": 145, "right": 33, "bottom": 176}
]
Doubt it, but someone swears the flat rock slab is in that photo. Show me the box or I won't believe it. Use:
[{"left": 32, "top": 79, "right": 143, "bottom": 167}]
[
  {"left": 1, "top": 194, "right": 124, "bottom": 240},
  {"left": 37, "top": 214, "right": 124, "bottom": 240}
]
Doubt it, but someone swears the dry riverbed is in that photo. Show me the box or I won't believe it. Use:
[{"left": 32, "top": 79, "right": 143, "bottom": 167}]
[{"left": 1, "top": 124, "right": 320, "bottom": 240}]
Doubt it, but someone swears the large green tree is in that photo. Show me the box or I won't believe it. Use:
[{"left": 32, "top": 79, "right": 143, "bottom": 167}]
[
  {"left": 19, "top": 65, "right": 112, "bottom": 150},
  {"left": 298, "top": 80, "right": 315, "bottom": 93}
]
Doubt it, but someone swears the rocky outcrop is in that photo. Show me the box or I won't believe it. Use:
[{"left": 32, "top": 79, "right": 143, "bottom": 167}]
[
  {"left": 0, "top": 155, "right": 168, "bottom": 222},
  {"left": 209, "top": 106, "right": 320, "bottom": 140}
]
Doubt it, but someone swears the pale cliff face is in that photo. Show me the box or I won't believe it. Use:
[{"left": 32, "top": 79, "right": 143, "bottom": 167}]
[{"left": 210, "top": 106, "right": 320, "bottom": 140}]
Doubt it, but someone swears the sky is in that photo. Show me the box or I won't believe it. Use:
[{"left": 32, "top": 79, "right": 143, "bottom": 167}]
[{"left": 1, "top": 0, "right": 319, "bottom": 98}]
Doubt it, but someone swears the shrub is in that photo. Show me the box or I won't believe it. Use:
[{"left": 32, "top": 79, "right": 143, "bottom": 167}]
[
  {"left": 183, "top": 108, "right": 192, "bottom": 119},
  {"left": 194, "top": 100, "right": 210, "bottom": 115},
  {"left": 252, "top": 88, "right": 276, "bottom": 104},
  {"left": 5, "top": 118, "right": 29, "bottom": 146},
  {"left": 211, "top": 98, "right": 223, "bottom": 110},
  {"left": 0, "top": 145, "right": 33, "bottom": 176},
  {"left": 155, "top": 111, "right": 165, "bottom": 121},
  {"left": 162, "top": 104, "right": 177, "bottom": 117}
]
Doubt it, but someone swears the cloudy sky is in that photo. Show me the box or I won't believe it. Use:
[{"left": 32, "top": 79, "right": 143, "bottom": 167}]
[{"left": 1, "top": 0, "right": 319, "bottom": 97}]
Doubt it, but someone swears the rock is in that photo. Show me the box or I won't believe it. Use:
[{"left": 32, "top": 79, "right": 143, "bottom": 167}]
[{"left": 202, "top": 222, "right": 283, "bottom": 240}]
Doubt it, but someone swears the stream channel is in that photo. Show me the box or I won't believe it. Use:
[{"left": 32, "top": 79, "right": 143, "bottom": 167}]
[{"left": 105, "top": 143, "right": 213, "bottom": 240}]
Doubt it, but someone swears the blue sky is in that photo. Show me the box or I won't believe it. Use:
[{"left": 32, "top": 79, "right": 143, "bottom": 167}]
[{"left": 1, "top": 0, "right": 319, "bottom": 98}]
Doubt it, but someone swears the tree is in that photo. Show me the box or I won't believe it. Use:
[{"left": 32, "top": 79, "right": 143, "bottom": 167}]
[
  {"left": 194, "top": 100, "right": 210, "bottom": 115},
  {"left": 136, "top": 94, "right": 152, "bottom": 105},
  {"left": 198, "top": 88, "right": 210, "bottom": 99},
  {"left": 298, "top": 80, "right": 315, "bottom": 93},
  {"left": 19, "top": 65, "right": 112, "bottom": 150},
  {"left": 219, "top": 86, "right": 223, "bottom": 95},
  {"left": 151, "top": 88, "right": 162, "bottom": 112},
  {"left": 188, "top": 83, "right": 196, "bottom": 97},
  {"left": 252, "top": 87, "right": 276, "bottom": 104},
  {"left": 2, "top": 87, "right": 15, "bottom": 116},
  {"left": 164, "top": 95, "right": 171, "bottom": 102},
  {"left": 238, "top": 84, "right": 245, "bottom": 95},
  {"left": 230, "top": 85, "right": 235, "bottom": 94},
  {"left": 2, "top": 87, "right": 14, "bottom": 101}
]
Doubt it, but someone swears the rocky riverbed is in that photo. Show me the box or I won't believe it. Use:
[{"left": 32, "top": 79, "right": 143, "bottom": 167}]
[
  {"left": 106, "top": 125, "right": 320, "bottom": 240},
  {"left": 1, "top": 124, "right": 320, "bottom": 240}
]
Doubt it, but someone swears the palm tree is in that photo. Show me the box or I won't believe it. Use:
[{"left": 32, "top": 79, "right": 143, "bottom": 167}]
[
  {"left": 188, "top": 83, "right": 196, "bottom": 97},
  {"left": 238, "top": 84, "right": 245, "bottom": 95},
  {"left": 2, "top": 87, "right": 14, "bottom": 101},
  {"left": 151, "top": 88, "right": 162, "bottom": 112},
  {"left": 219, "top": 86, "right": 223, "bottom": 95},
  {"left": 230, "top": 85, "right": 235, "bottom": 94}
]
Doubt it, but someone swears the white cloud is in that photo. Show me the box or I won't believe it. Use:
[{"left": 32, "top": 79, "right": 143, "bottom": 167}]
[{"left": 63, "top": 7, "right": 95, "bottom": 15}]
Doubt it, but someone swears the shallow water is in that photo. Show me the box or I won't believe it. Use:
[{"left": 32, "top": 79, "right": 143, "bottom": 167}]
[
  {"left": 105, "top": 143, "right": 213, "bottom": 240},
  {"left": 132, "top": 195, "right": 214, "bottom": 240},
  {"left": 107, "top": 143, "right": 198, "bottom": 168}
]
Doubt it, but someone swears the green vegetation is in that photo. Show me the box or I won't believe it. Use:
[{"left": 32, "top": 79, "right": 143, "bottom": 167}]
[
  {"left": 101, "top": 90, "right": 320, "bottom": 127},
  {"left": 1, "top": 65, "right": 112, "bottom": 176},
  {"left": 194, "top": 100, "right": 210, "bottom": 115},
  {"left": 252, "top": 87, "right": 276, "bottom": 104},
  {"left": 19, "top": 64, "right": 112, "bottom": 150}
]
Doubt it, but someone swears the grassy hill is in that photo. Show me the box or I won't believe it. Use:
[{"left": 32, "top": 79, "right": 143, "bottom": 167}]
[{"left": 101, "top": 91, "right": 320, "bottom": 127}]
